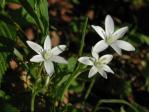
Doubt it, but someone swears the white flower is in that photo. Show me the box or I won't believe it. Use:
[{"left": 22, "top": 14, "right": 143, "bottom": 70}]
[
  {"left": 26, "top": 35, "right": 67, "bottom": 76},
  {"left": 78, "top": 51, "right": 114, "bottom": 79},
  {"left": 91, "top": 15, "right": 135, "bottom": 55}
]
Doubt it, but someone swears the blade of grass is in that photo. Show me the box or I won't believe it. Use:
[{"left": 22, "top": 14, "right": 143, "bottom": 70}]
[
  {"left": 84, "top": 76, "right": 96, "bottom": 100},
  {"left": 78, "top": 17, "right": 88, "bottom": 57},
  {"left": 59, "top": 17, "right": 88, "bottom": 100},
  {"left": 19, "top": 0, "right": 44, "bottom": 34},
  {"left": 92, "top": 99, "right": 139, "bottom": 112}
]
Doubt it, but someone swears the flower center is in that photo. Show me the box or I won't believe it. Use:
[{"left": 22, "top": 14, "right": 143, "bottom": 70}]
[
  {"left": 95, "top": 61, "right": 102, "bottom": 69},
  {"left": 94, "top": 58, "right": 106, "bottom": 68},
  {"left": 94, "top": 59, "right": 101, "bottom": 67},
  {"left": 106, "top": 36, "right": 114, "bottom": 45},
  {"left": 42, "top": 50, "right": 52, "bottom": 60}
]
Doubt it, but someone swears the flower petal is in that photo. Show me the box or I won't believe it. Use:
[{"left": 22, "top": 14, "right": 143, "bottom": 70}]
[
  {"left": 30, "top": 55, "right": 44, "bottom": 62},
  {"left": 105, "top": 15, "right": 114, "bottom": 36},
  {"left": 114, "top": 40, "right": 135, "bottom": 51},
  {"left": 113, "top": 27, "right": 128, "bottom": 40},
  {"left": 44, "top": 60, "right": 54, "bottom": 76},
  {"left": 44, "top": 35, "right": 51, "bottom": 50},
  {"left": 26, "top": 41, "right": 43, "bottom": 54},
  {"left": 110, "top": 43, "right": 122, "bottom": 55},
  {"left": 91, "top": 49, "right": 99, "bottom": 59},
  {"left": 103, "top": 65, "right": 114, "bottom": 74},
  {"left": 51, "top": 45, "right": 66, "bottom": 55},
  {"left": 51, "top": 55, "right": 68, "bottom": 64},
  {"left": 98, "top": 70, "right": 108, "bottom": 79},
  {"left": 88, "top": 66, "right": 97, "bottom": 78},
  {"left": 99, "top": 54, "right": 113, "bottom": 64},
  {"left": 78, "top": 57, "right": 94, "bottom": 66},
  {"left": 93, "top": 40, "right": 109, "bottom": 53},
  {"left": 91, "top": 25, "right": 106, "bottom": 39}
]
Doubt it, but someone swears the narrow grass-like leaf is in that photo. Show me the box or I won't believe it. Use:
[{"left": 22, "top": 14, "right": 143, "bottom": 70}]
[
  {"left": 93, "top": 99, "right": 139, "bottom": 112},
  {"left": 19, "top": 0, "right": 44, "bottom": 34},
  {"left": 56, "top": 18, "right": 88, "bottom": 101},
  {"left": 0, "top": 21, "right": 16, "bottom": 84}
]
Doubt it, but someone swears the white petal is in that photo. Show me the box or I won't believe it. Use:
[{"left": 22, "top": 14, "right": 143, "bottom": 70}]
[
  {"left": 114, "top": 40, "right": 135, "bottom": 51},
  {"left": 51, "top": 55, "right": 68, "bottom": 64},
  {"left": 44, "top": 35, "right": 51, "bottom": 50},
  {"left": 91, "top": 25, "right": 106, "bottom": 39},
  {"left": 93, "top": 40, "right": 109, "bottom": 53},
  {"left": 51, "top": 45, "right": 66, "bottom": 55},
  {"left": 30, "top": 55, "right": 44, "bottom": 62},
  {"left": 26, "top": 41, "right": 43, "bottom": 54},
  {"left": 98, "top": 70, "right": 108, "bottom": 79},
  {"left": 105, "top": 15, "right": 114, "bottom": 36},
  {"left": 113, "top": 27, "right": 128, "bottom": 40},
  {"left": 78, "top": 57, "right": 94, "bottom": 66},
  {"left": 99, "top": 54, "right": 113, "bottom": 64},
  {"left": 88, "top": 66, "right": 97, "bottom": 78},
  {"left": 91, "top": 50, "right": 99, "bottom": 60},
  {"left": 44, "top": 60, "right": 54, "bottom": 76},
  {"left": 103, "top": 65, "right": 114, "bottom": 74},
  {"left": 110, "top": 43, "right": 122, "bottom": 55}
]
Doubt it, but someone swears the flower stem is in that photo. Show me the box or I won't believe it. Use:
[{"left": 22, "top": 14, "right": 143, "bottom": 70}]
[
  {"left": 30, "top": 63, "right": 43, "bottom": 112},
  {"left": 84, "top": 76, "right": 96, "bottom": 100},
  {"left": 60, "top": 17, "right": 88, "bottom": 101},
  {"left": 79, "top": 17, "right": 88, "bottom": 57},
  {"left": 31, "top": 93, "right": 36, "bottom": 112}
]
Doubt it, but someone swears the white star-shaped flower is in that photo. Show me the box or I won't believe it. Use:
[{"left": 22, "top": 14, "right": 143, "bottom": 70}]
[
  {"left": 92, "top": 15, "right": 135, "bottom": 55},
  {"left": 78, "top": 51, "right": 114, "bottom": 79},
  {"left": 26, "top": 35, "right": 67, "bottom": 76}
]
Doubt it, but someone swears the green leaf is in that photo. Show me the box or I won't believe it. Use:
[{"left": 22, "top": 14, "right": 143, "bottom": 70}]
[
  {"left": 72, "top": 0, "right": 80, "bottom": 5},
  {"left": 0, "top": 90, "right": 10, "bottom": 100},
  {"left": 132, "top": 102, "right": 149, "bottom": 112},
  {"left": 1, "top": 104, "right": 19, "bottom": 112},
  {"left": 36, "top": 0, "right": 49, "bottom": 35},
  {"left": 0, "top": 53, "right": 8, "bottom": 84},
  {"left": 67, "top": 57, "right": 77, "bottom": 72},
  {"left": 140, "top": 34, "right": 149, "bottom": 45},
  {"left": 13, "top": 48, "right": 23, "bottom": 61},
  {"left": 0, "top": 20, "right": 16, "bottom": 84},
  {"left": 19, "top": 0, "right": 44, "bottom": 34},
  {"left": 120, "top": 106, "right": 127, "bottom": 112},
  {"left": 19, "top": 0, "right": 49, "bottom": 36},
  {"left": 0, "top": 0, "right": 6, "bottom": 10}
]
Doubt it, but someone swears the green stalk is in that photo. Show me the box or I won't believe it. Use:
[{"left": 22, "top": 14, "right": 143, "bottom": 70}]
[
  {"left": 31, "top": 92, "right": 36, "bottom": 112},
  {"left": 60, "top": 17, "right": 88, "bottom": 100},
  {"left": 60, "top": 67, "right": 85, "bottom": 100},
  {"left": 79, "top": 17, "right": 88, "bottom": 57},
  {"left": 84, "top": 76, "right": 96, "bottom": 100},
  {"left": 92, "top": 99, "right": 139, "bottom": 112},
  {"left": 97, "top": 107, "right": 114, "bottom": 112},
  {"left": 30, "top": 64, "right": 43, "bottom": 112}
]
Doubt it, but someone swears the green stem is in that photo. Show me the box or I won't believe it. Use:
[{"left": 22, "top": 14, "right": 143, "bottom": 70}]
[
  {"left": 30, "top": 63, "right": 43, "bottom": 112},
  {"left": 45, "top": 76, "right": 50, "bottom": 87},
  {"left": 92, "top": 99, "right": 139, "bottom": 112},
  {"left": 84, "top": 77, "right": 96, "bottom": 100},
  {"left": 39, "top": 76, "right": 50, "bottom": 93},
  {"left": 79, "top": 17, "right": 88, "bottom": 57},
  {"left": 60, "top": 17, "right": 88, "bottom": 101},
  {"left": 31, "top": 93, "right": 36, "bottom": 112},
  {"left": 60, "top": 67, "right": 82, "bottom": 100},
  {"left": 97, "top": 107, "right": 114, "bottom": 112}
]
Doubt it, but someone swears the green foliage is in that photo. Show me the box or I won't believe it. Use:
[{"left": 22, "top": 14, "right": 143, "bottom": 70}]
[
  {"left": 19, "top": 0, "right": 49, "bottom": 37},
  {"left": 0, "top": 0, "right": 149, "bottom": 112},
  {"left": 0, "top": 90, "right": 10, "bottom": 100},
  {"left": 1, "top": 104, "right": 19, "bottom": 112},
  {"left": 0, "top": 20, "right": 16, "bottom": 83},
  {"left": 129, "top": 29, "right": 149, "bottom": 46}
]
